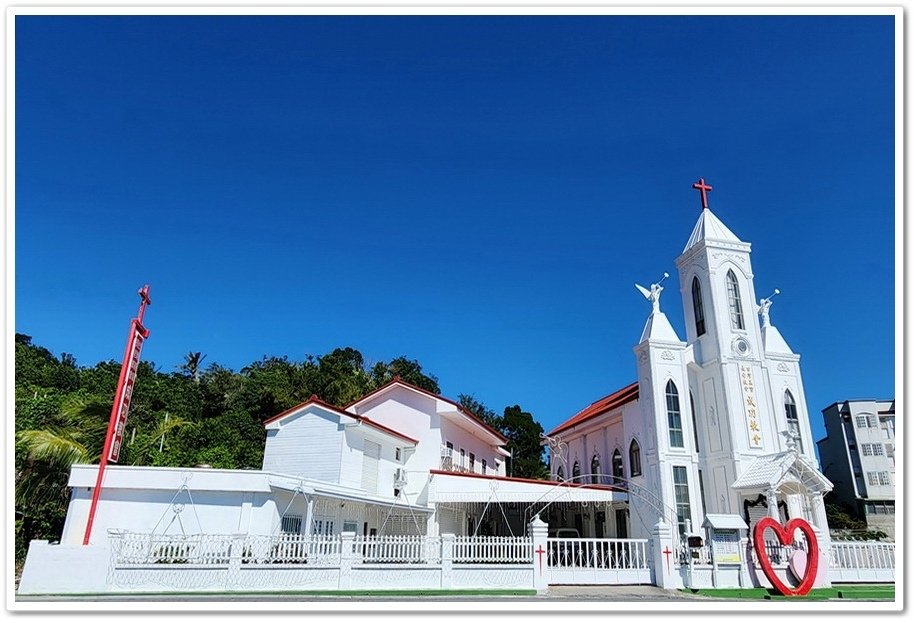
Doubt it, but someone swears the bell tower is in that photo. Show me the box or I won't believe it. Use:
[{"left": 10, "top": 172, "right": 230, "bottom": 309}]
[{"left": 674, "top": 179, "right": 782, "bottom": 515}]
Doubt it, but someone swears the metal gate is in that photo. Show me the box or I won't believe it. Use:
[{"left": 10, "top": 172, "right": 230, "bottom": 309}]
[{"left": 546, "top": 537, "right": 652, "bottom": 585}]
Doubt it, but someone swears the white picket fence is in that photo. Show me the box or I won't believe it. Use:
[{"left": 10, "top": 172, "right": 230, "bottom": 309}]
[
  {"left": 454, "top": 536, "right": 531, "bottom": 563},
  {"left": 828, "top": 541, "right": 895, "bottom": 583},
  {"left": 677, "top": 536, "right": 895, "bottom": 586},
  {"left": 353, "top": 534, "right": 442, "bottom": 564},
  {"left": 99, "top": 530, "right": 539, "bottom": 593}
]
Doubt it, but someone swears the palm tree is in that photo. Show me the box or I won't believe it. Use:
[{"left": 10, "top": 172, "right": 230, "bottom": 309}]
[{"left": 178, "top": 352, "right": 207, "bottom": 383}]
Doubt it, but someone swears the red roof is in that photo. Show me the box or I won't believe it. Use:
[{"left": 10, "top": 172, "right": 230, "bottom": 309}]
[
  {"left": 547, "top": 382, "right": 639, "bottom": 437},
  {"left": 263, "top": 395, "right": 418, "bottom": 445},
  {"left": 346, "top": 377, "right": 508, "bottom": 443}
]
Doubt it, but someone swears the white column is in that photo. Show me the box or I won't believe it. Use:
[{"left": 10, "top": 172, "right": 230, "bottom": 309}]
[
  {"left": 530, "top": 515, "right": 549, "bottom": 594},
  {"left": 304, "top": 494, "right": 315, "bottom": 536},
  {"left": 651, "top": 519, "right": 678, "bottom": 589},
  {"left": 338, "top": 531, "right": 355, "bottom": 590},
  {"left": 441, "top": 533, "right": 455, "bottom": 589}
]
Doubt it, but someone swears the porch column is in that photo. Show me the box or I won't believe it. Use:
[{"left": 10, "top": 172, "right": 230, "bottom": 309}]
[
  {"left": 304, "top": 494, "right": 315, "bottom": 536},
  {"left": 766, "top": 487, "right": 779, "bottom": 520}
]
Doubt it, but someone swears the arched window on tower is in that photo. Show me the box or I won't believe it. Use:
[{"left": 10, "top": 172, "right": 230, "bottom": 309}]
[
  {"left": 726, "top": 270, "right": 745, "bottom": 330},
  {"left": 556, "top": 465, "right": 565, "bottom": 481},
  {"left": 692, "top": 277, "right": 706, "bottom": 336},
  {"left": 629, "top": 439, "right": 642, "bottom": 477},
  {"left": 572, "top": 461, "right": 581, "bottom": 482},
  {"left": 612, "top": 450, "right": 624, "bottom": 486},
  {"left": 666, "top": 380, "right": 684, "bottom": 448},
  {"left": 785, "top": 390, "right": 803, "bottom": 452},
  {"left": 591, "top": 454, "right": 601, "bottom": 484}
]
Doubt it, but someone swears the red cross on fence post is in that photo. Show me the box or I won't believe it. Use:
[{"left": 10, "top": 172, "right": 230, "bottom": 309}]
[
  {"left": 692, "top": 177, "right": 713, "bottom": 210},
  {"left": 662, "top": 545, "right": 673, "bottom": 572},
  {"left": 535, "top": 544, "right": 546, "bottom": 574}
]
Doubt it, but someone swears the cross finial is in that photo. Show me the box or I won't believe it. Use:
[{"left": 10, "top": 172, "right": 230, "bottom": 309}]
[
  {"left": 692, "top": 178, "right": 713, "bottom": 210},
  {"left": 136, "top": 284, "right": 152, "bottom": 325}
]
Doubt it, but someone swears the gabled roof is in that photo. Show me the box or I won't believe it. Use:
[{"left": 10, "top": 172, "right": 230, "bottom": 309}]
[
  {"left": 547, "top": 382, "right": 639, "bottom": 437},
  {"left": 346, "top": 377, "right": 508, "bottom": 444},
  {"left": 731, "top": 451, "right": 832, "bottom": 494},
  {"left": 263, "top": 394, "right": 418, "bottom": 445}
]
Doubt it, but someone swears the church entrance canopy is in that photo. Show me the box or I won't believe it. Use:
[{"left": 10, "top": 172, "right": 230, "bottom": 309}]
[{"left": 730, "top": 450, "right": 832, "bottom": 496}]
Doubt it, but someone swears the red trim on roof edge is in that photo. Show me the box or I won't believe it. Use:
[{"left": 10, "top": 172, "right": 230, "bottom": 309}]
[
  {"left": 263, "top": 396, "right": 418, "bottom": 445},
  {"left": 428, "top": 470, "right": 624, "bottom": 493},
  {"left": 547, "top": 382, "right": 639, "bottom": 437},
  {"left": 346, "top": 378, "right": 508, "bottom": 443}
]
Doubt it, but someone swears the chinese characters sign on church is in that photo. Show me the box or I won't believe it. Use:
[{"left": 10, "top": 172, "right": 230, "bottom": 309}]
[{"left": 740, "top": 365, "right": 763, "bottom": 448}]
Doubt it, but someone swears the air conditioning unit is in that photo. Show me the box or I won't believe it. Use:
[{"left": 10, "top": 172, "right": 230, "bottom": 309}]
[{"left": 394, "top": 468, "right": 407, "bottom": 486}]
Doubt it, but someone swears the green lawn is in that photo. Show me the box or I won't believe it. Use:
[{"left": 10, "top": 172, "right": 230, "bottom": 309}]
[{"left": 684, "top": 584, "right": 895, "bottom": 601}]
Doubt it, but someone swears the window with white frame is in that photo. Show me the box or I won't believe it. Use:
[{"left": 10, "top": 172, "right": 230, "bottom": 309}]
[
  {"left": 482, "top": 458, "right": 488, "bottom": 474},
  {"left": 446, "top": 441, "right": 453, "bottom": 457},
  {"left": 281, "top": 514, "right": 303, "bottom": 534},
  {"left": 873, "top": 443, "right": 884, "bottom": 456},
  {"left": 856, "top": 416, "right": 868, "bottom": 428},
  {"left": 469, "top": 453, "right": 476, "bottom": 473},
  {"left": 726, "top": 270, "right": 745, "bottom": 330},
  {"left": 878, "top": 471, "right": 891, "bottom": 486},
  {"left": 395, "top": 447, "right": 401, "bottom": 462},
  {"left": 672, "top": 466, "right": 692, "bottom": 536},
  {"left": 692, "top": 277, "right": 706, "bottom": 336},
  {"left": 867, "top": 472, "right": 879, "bottom": 486},
  {"left": 312, "top": 517, "right": 335, "bottom": 536},
  {"left": 460, "top": 448, "right": 466, "bottom": 470},
  {"left": 666, "top": 380, "right": 684, "bottom": 448},
  {"left": 629, "top": 439, "right": 642, "bottom": 477},
  {"left": 862, "top": 444, "right": 874, "bottom": 456},
  {"left": 784, "top": 390, "right": 803, "bottom": 452}
]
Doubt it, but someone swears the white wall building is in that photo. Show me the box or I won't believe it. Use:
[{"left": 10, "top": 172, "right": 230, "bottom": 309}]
[
  {"left": 817, "top": 399, "right": 896, "bottom": 538},
  {"left": 54, "top": 378, "right": 620, "bottom": 550},
  {"left": 545, "top": 184, "right": 833, "bottom": 549}
]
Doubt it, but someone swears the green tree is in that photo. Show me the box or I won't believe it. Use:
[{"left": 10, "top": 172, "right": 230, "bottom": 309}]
[
  {"left": 178, "top": 351, "right": 207, "bottom": 383},
  {"left": 500, "top": 405, "right": 548, "bottom": 479},
  {"left": 458, "top": 393, "right": 503, "bottom": 430}
]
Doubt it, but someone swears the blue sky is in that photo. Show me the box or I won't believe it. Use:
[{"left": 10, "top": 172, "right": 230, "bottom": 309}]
[{"left": 15, "top": 15, "right": 896, "bottom": 448}]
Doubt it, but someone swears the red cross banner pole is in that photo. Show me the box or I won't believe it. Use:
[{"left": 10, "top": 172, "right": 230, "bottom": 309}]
[{"left": 82, "top": 285, "right": 152, "bottom": 545}]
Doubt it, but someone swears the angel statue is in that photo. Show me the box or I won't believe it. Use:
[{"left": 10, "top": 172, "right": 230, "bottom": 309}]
[
  {"left": 758, "top": 289, "right": 780, "bottom": 327},
  {"left": 635, "top": 272, "right": 669, "bottom": 314}
]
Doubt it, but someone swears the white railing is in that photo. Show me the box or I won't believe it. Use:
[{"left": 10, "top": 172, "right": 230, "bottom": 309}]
[
  {"left": 454, "top": 536, "right": 531, "bottom": 564},
  {"left": 242, "top": 533, "right": 341, "bottom": 565},
  {"left": 830, "top": 541, "right": 895, "bottom": 570},
  {"left": 354, "top": 535, "right": 441, "bottom": 564},
  {"left": 547, "top": 538, "right": 649, "bottom": 570},
  {"left": 677, "top": 541, "right": 713, "bottom": 565},
  {"left": 109, "top": 532, "right": 232, "bottom": 566}
]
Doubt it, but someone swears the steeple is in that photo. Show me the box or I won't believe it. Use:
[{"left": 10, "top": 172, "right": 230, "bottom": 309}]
[{"left": 683, "top": 208, "right": 743, "bottom": 253}]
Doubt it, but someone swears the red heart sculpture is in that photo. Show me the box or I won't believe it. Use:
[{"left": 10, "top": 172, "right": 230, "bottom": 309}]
[{"left": 752, "top": 517, "right": 819, "bottom": 596}]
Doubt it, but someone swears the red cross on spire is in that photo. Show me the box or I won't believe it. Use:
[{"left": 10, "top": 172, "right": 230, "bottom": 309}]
[{"left": 692, "top": 178, "right": 713, "bottom": 210}]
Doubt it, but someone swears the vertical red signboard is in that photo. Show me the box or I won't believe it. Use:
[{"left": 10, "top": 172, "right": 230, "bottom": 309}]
[
  {"left": 108, "top": 321, "right": 147, "bottom": 463},
  {"left": 83, "top": 286, "right": 151, "bottom": 545}
]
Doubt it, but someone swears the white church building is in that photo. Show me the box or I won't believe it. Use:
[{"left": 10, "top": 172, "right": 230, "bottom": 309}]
[
  {"left": 543, "top": 180, "right": 834, "bottom": 548},
  {"left": 20, "top": 180, "right": 895, "bottom": 596}
]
